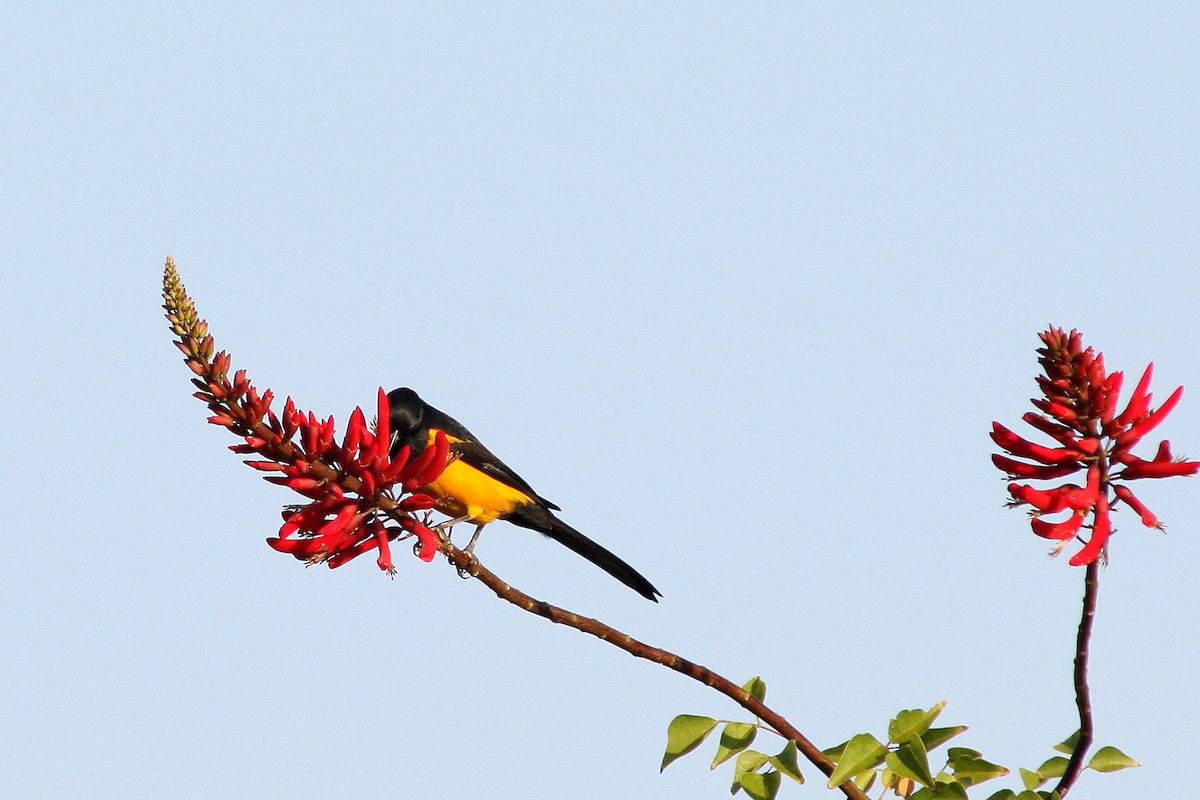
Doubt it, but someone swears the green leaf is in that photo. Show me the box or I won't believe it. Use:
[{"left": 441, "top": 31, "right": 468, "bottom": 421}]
[
  {"left": 1052, "top": 731, "right": 1081, "bottom": 755},
  {"left": 948, "top": 752, "right": 1008, "bottom": 786},
  {"left": 827, "top": 732, "right": 888, "bottom": 788},
  {"left": 768, "top": 741, "right": 803, "bottom": 784},
  {"left": 889, "top": 702, "right": 947, "bottom": 744},
  {"left": 885, "top": 752, "right": 918, "bottom": 788},
  {"left": 712, "top": 722, "right": 757, "bottom": 769},
  {"left": 930, "top": 781, "right": 970, "bottom": 800},
  {"left": 946, "top": 747, "right": 982, "bottom": 760},
  {"left": 742, "top": 676, "right": 767, "bottom": 702},
  {"left": 1019, "top": 767, "right": 1044, "bottom": 790},
  {"left": 909, "top": 781, "right": 969, "bottom": 800},
  {"left": 921, "top": 725, "right": 968, "bottom": 751},
  {"left": 731, "top": 749, "right": 770, "bottom": 790},
  {"left": 1034, "top": 756, "right": 1068, "bottom": 780},
  {"left": 1014, "top": 793, "right": 1047, "bottom": 800},
  {"left": 661, "top": 715, "right": 718, "bottom": 771},
  {"left": 822, "top": 740, "right": 848, "bottom": 761},
  {"left": 738, "top": 769, "right": 782, "bottom": 800},
  {"left": 887, "top": 736, "right": 935, "bottom": 787},
  {"left": 852, "top": 768, "right": 877, "bottom": 792},
  {"left": 1088, "top": 745, "right": 1139, "bottom": 773},
  {"left": 983, "top": 790, "right": 1017, "bottom": 800}
]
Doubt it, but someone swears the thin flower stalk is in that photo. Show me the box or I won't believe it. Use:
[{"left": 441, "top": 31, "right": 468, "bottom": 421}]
[{"left": 993, "top": 327, "right": 1198, "bottom": 798}]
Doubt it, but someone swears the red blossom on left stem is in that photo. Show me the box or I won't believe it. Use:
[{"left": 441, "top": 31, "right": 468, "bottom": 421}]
[
  {"left": 163, "top": 256, "right": 447, "bottom": 573},
  {"left": 992, "top": 327, "right": 1199, "bottom": 565}
]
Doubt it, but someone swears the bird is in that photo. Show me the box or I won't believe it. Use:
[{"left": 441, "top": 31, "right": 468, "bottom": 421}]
[{"left": 386, "top": 387, "right": 661, "bottom": 601}]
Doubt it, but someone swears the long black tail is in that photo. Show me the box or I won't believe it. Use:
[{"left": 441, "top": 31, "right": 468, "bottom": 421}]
[{"left": 507, "top": 505, "right": 661, "bottom": 602}]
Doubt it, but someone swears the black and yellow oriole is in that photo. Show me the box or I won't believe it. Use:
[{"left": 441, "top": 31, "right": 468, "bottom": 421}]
[{"left": 387, "top": 387, "right": 660, "bottom": 601}]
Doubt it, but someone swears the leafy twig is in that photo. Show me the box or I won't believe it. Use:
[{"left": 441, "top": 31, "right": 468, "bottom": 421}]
[{"left": 399, "top": 526, "right": 872, "bottom": 800}]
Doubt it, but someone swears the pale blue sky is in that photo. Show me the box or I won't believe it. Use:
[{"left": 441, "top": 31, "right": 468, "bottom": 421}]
[{"left": 3, "top": 3, "right": 1198, "bottom": 799}]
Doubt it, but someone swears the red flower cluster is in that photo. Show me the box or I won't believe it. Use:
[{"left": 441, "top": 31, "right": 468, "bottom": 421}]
[
  {"left": 256, "top": 389, "right": 449, "bottom": 571},
  {"left": 992, "top": 327, "right": 1198, "bottom": 565},
  {"left": 164, "top": 258, "right": 447, "bottom": 574}
]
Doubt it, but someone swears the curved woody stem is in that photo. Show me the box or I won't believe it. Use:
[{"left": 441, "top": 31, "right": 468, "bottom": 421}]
[
  {"left": 165, "top": 258, "right": 864, "bottom": 798},
  {"left": 389, "top": 514, "right": 871, "bottom": 800}
]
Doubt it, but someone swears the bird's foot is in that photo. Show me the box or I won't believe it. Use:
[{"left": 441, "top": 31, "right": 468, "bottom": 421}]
[
  {"left": 453, "top": 527, "right": 485, "bottom": 578},
  {"left": 453, "top": 552, "right": 479, "bottom": 580}
]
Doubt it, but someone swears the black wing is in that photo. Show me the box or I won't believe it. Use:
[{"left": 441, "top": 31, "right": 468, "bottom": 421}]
[
  {"left": 389, "top": 387, "right": 560, "bottom": 511},
  {"left": 446, "top": 437, "right": 561, "bottom": 512}
]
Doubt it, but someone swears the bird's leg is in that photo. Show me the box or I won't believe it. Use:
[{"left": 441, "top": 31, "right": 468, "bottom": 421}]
[
  {"left": 463, "top": 524, "right": 487, "bottom": 559},
  {"left": 431, "top": 515, "right": 471, "bottom": 543},
  {"left": 445, "top": 524, "right": 487, "bottom": 579}
]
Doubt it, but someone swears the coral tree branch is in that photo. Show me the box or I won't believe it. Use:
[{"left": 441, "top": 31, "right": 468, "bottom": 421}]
[
  {"left": 403, "top": 529, "right": 870, "bottom": 800},
  {"left": 163, "top": 256, "right": 866, "bottom": 800}
]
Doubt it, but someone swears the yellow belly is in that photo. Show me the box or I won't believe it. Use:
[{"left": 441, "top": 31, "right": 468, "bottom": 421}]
[{"left": 419, "top": 435, "right": 533, "bottom": 524}]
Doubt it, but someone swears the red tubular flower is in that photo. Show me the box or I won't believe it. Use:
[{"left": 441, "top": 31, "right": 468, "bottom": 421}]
[
  {"left": 990, "top": 423, "right": 1082, "bottom": 464},
  {"left": 1031, "top": 512, "right": 1086, "bottom": 541},
  {"left": 163, "top": 258, "right": 448, "bottom": 576},
  {"left": 991, "top": 454, "right": 1082, "bottom": 480},
  {"left": 993, "top": 327, "right": 1198, "bottom": 565},
  {"left": 1112, "top": 484, "right": 1160, "bottom": 529},
  {"left": 400, "top": 517, "right": 441, "bottom": 562},
  {"left": 1068, "top": 495, "right": 1111, "bottom": 567}
]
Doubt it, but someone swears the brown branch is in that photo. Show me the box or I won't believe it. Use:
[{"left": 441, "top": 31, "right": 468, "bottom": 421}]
[
  {"left": 399, "top": 523, "right": 870, "bottom": 800},
  {"left": 273, "top": 450, "right": 867, "bottom": 796},
  {"left": 164, "top": 258, "right": 863, "bottom": 799},
  {"left": 1053, "top": 560, "right": 1098, "bottom": 798}
]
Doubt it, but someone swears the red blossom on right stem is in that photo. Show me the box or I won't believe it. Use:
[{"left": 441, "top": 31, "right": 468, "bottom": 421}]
[{"left": 992, "top": 327, "right": 1198, "bottom": 565}]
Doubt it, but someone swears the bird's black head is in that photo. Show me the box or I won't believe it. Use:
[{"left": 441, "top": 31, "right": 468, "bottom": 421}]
[{"left": 387, "top": 387, "right": 426, "bottom": 441}]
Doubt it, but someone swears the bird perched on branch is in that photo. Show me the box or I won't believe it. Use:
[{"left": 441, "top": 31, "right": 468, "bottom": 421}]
[{"left": 387, "top": 387, "right": 661, "bottom": 601}]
